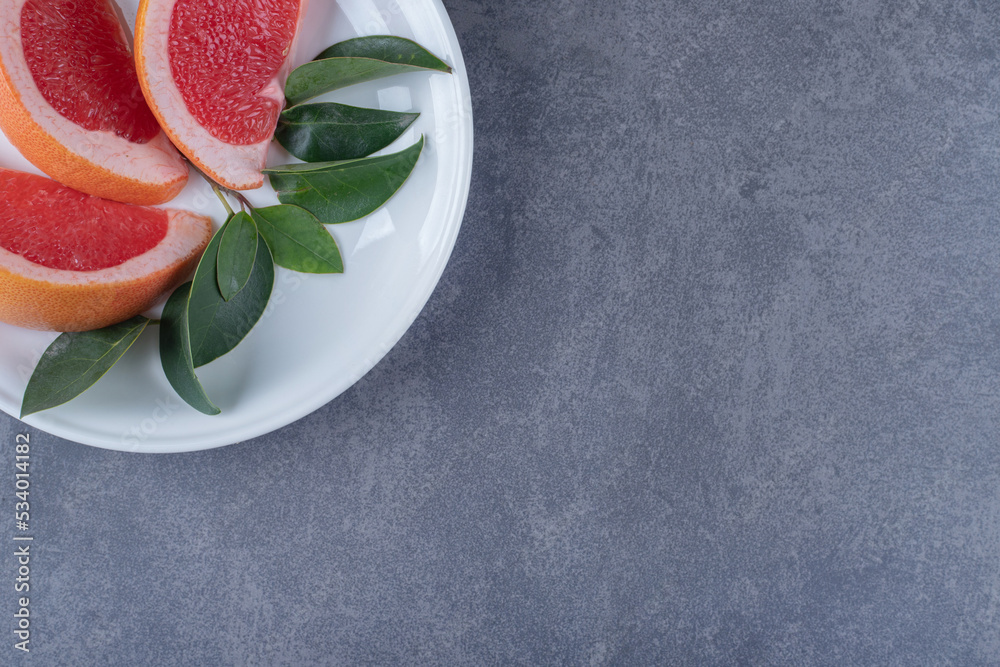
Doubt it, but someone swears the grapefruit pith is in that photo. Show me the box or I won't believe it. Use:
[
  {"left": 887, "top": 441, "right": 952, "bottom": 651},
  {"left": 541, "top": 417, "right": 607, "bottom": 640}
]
[
  {"left": 135, "top": 0, "right": 308, "bottom": 191},
  {"left": 0, "top": 0, "right": 189, "bottom": 205},
  {"left": 0, "top": 169, "right": 211, "bottom": 332}
]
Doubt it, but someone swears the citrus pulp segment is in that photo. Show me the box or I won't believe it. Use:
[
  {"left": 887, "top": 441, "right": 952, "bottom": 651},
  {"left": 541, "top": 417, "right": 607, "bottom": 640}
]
[
  {"left": 135, "top": 0, "right": 308, "bottom": 190},
  {"left": 0, "top": 169, "right": 212, "bottom": 332},
  {"left": 0, "top": 0, "right": 189, "bottom": 205}
]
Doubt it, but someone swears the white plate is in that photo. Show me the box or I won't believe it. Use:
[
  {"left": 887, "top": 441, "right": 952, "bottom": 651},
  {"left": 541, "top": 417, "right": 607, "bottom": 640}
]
[{"left": 0, "top": 0, "right": 473, "bottom": 452}]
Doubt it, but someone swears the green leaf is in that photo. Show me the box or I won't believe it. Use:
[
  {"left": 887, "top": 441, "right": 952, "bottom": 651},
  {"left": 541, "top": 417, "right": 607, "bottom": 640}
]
[
  {"left": 21, "top": 316, "right": 149, "bottom": 417},
  {"left": 159, "top": 282, "right": 220, "bottom": 416},
  {"left": 285, "top": 36, "right": 451, "bottom": 106},
  {"left": 188, "top": 225, "right": 274, "bottom": 368},
  {"left": 315, "top": 36, "right": 452, "bottom": 70},
  {"left": 264, "top": 136, "right": 424, "bottom": 224},
  {"left": 252, "top": 205, "right": 343, "bottom": 274},
  {"left": 275, "top": 103, "right": 419, "bottom": 162},
  {"left": 216, "top": 211, "right": 258, "bottom": 301}
]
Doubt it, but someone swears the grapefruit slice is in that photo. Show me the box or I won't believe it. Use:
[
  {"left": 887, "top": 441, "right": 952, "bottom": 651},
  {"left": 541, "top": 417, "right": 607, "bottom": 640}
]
[
  {"left": 0, "top": 0, "right": 189, "bottom": 205},
  {"left": 135, "top": 0, "right": 308, "bottom": 190},
  {"left": 0, "top": 169, "right": 211, "bottom": 332}
]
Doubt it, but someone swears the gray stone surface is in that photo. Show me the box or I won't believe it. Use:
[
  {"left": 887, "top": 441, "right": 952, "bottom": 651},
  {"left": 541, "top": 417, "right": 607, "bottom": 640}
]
[{"left": 3, "top": 0, "right": 1000, "bottom": 663}]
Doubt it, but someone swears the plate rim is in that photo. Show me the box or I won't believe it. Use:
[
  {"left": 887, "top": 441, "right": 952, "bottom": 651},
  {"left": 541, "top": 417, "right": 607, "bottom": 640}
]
[{"left": 7, "top": 0, "right": 474, "bottom": 453}]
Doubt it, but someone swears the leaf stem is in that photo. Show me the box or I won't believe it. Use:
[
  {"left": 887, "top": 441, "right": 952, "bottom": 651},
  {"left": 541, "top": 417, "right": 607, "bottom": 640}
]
[
  {"left": 184, "top": 156, "right": 256, "bottom": 215},
  {"left": 229, "top": 189, "right": 255, "bottom": 213},
  {"left": 212, "top": 185, "right": 235, "bottom": 217}
]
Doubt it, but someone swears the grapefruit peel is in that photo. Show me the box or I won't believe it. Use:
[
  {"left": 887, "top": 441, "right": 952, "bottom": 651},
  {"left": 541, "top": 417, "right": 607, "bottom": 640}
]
[
  {"left": 134, "top": 0, "right": 309, "bottom": 191},
  {"left": 20, "top": 35, "right": 453, "bottom": 420},
  {"left": 0, "top": 206, "right": 210, "bottom": 329},
  {"left": 0, "top": 0, "right": 189, "bottom": 205},
  {"left": 0, "top": 168, "right": 212, "bottom": 333}
]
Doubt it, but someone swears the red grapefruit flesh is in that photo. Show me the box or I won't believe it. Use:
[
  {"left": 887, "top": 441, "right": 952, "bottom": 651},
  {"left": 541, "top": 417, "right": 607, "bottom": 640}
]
[
  {"left": 21, "top": 0, "right": 161, "bottom": 143},
  {"left": 135, "top": 0, "right": 308, "bottom": 190},
  {"left": 0, "top": 169, "right": 211, "bottom": 332},
  {"left": 0, "top": 0, "right": 189, "bottom": 205}
]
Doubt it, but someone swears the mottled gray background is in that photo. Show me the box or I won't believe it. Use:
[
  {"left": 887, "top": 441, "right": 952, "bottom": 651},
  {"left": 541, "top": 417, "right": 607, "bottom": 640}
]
[{"left": 4, "top": 0, "right": 1000, "bottom": 663}]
